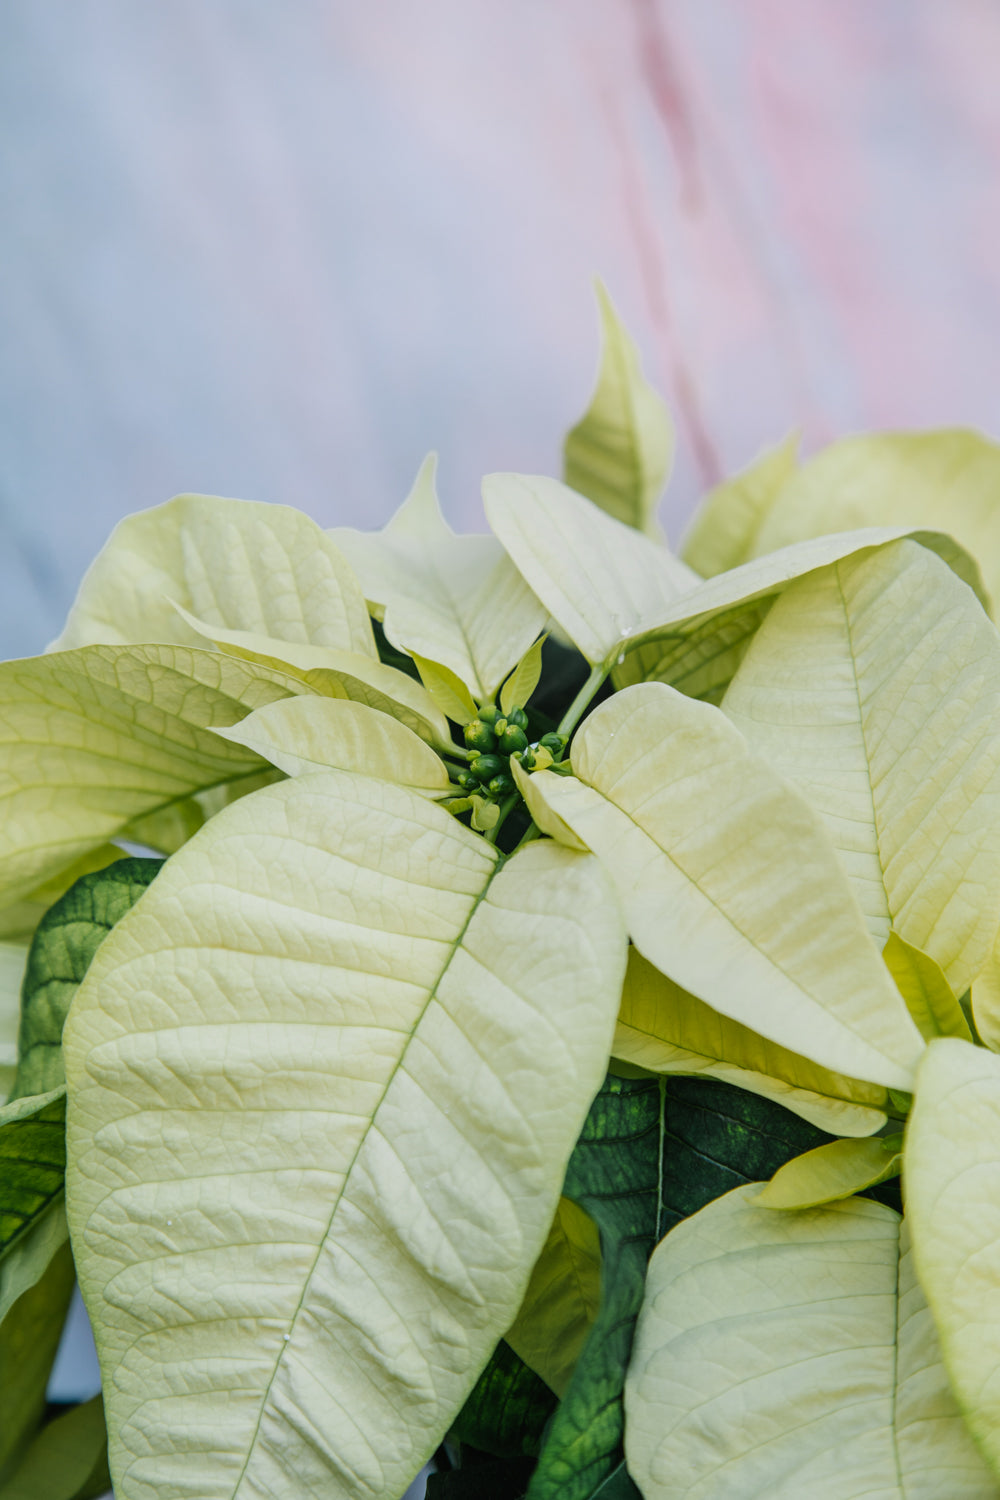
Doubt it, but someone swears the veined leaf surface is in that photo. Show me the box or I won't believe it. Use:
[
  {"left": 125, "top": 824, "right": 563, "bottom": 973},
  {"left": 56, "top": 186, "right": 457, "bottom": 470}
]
[
  {"left": 171, "top": 609, "right": 452, "bottom": 749},
  {"left": 215, "top": 699, "right": 451, "bottom": 795},
  {"left": 483, "top": 474, "right": 697, "bottom": 666},
  {"left": 504, "top": 1196, "right": 601, "bottom": 1398},
  {"left": 0, "top": 1089, "right": 67, "bottom": 1269},
  {"left": 613, "top": 946, "right": 888, "bottom": 1135},
  {"left": 563, "top": 284, "right": 673, "bottom": 538},
  {"left": 679, "top": 434, "right": 797, "bottom": 577},
  {"left": 723, "top": 540, "right": 1000, "bottom": 994},
  {"left": 0, "top": 848, "right": 126, "bottom": 944},
  {"left": 52, "top": 493, "right": 375, "bottom": 658},
  {"left": 12, "top": 858, "right": 161, "bottom": 1101},
  {"left": 450, "top": 1338, "right": 556, "bottom": 1458},
  {"left": 755, "top": 1136, "right": 902, "bottom": 1210},
  {"left": 485, "top": 474, "right": 981, "bottom": 679},
  {"left": 527, "top": 683, "right": 924, "bottom": 1088},
  {"left": 0, "top": 644, "right": 299, "bottom": 910},
  {"left": 64, "top": 773, "right": 627, "bottom": 1500},
  {"left": 332, "top": 456, "right": 547, "bottom": 699},
  {"left": 750, "top": 429, "right": 1000, "bottom": 611},
  {"left": 625, "top": 1186, "right": 996, "bottom": 1498},
  {"left": 906, "top": 1039, "right": 1000, "bottom": 1475},
  {"left": 527, "top": 1074, "right": 832, "bottom": 1499}
]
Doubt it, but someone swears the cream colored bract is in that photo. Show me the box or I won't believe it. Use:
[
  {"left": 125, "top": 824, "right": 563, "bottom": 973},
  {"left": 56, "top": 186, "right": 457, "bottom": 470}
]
[{"left": 4, "top": 292, "right": 1000, "bottom": 1498}]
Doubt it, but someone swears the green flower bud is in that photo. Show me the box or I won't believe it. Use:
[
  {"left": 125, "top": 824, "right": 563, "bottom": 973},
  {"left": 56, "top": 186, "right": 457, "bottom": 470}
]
[
  {"left": 487, "top": 774, "right": 516, "bottom": 798},
  {"left": 477, "top": 705, "right": 500, "bottom": 726},
  {"left": 539, "top": 731, "right": 565, "bottom": 754},
  {"left": 508, "top": 706, "right": 529, "bottom": 731},
  {"left": 471, "top": 754, "right": 507, "bottom": 784},
  {"left": 464, "top": 719, "right": 497, "bottom": 753},
  {"left": 456, "top": 770, "right": 479, "bottom": 791},
  {"left": 493, "top": 717, "right": 508, "bottom": 737},
  {"left": 499, "top": 724, "right": 529, "bottom": 754}
]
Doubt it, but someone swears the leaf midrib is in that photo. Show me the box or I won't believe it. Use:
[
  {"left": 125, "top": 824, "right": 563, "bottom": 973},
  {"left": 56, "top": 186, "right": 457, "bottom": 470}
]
[{"left": 228, "top": 845, "right": 505, "bottom": 1498}]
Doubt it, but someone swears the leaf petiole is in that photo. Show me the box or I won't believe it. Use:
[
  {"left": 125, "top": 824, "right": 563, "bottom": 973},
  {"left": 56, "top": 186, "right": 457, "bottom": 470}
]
[{"left": 556, "top": 662, "right": 612, "bottom": 743}]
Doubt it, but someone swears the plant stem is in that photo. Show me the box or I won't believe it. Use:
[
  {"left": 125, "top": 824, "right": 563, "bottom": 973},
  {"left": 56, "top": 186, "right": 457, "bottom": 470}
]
[
  {"left": 485, "top": 791, "right": 521, "bottom": 845},
  {"left": 556, "top": 662, "right": 612, "bottom": 742},
  {"left": 512, "top": 820, "right": 542, "bottom": 852}
]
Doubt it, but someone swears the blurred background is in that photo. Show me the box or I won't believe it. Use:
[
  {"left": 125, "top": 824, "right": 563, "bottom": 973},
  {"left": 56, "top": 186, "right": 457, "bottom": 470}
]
[
  {"left": 4, "top": 1, "right": 1000, "bottom": 660},
  {"left": 3, "top": 1, "right": 1000, "bottom": 1479}
]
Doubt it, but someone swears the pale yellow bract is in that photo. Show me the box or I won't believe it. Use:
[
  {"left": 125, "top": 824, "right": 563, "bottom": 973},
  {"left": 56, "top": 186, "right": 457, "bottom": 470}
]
[
  {"left": 6, "top": 295, "right": 1000, "bottom": 1498},
  {"left": 63, "top": 777, "right": 626, "bottom": 1498},
  {"left": 625, "top": 1187, "right": 997, "bottom": 1498}
]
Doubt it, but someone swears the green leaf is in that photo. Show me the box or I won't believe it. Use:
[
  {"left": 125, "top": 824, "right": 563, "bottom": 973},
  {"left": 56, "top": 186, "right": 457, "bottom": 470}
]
[
  {"left": 413, "top": 653, "right": 480, "bottom": 725},
  {"left": 0, "top": 944, "right": 27, "bottom": 1101},
  {"left": 610, "top": 593, "right": 773, "bottom": 706},
  {"left": 585, "top": 1462, "right": 641, "bottom": 1499},
  {"left": 426, "top": 1452, "right": 536, "bottom": 1500},
  {"left": 214, "top": 698, "right": 452, "bottom": 795},
  {"left": 0, "top": 1090, "right": 67, "bottom": 1266},
  {"left": 451, "top": 1339, "right": 556, "bottom": 1457},
  {"left": 748, "top": 429, "right": 1000, "bottom": 612},
  {"left": 0, "top": 1200, "right": 69, "bottom": 1326},
  {"left": 905, "top": 1038, "right": 1000, "bottom": 1476},
  {"left": 755, "top": 1136, "right": 902, "bottom": 1210},
  {"left": 0, "top": 1241, "right": 75, "bottom": 1482},
  {"left": 528, "top": 683, "right": 924, "bottom": 1088},
  {"left": 332, "top": 454, "right": 549, "bottom": 700},
  {"left": 499, "top": 636, "right": 547, "bottom": 719},
  {"left": 679, "top": 433, "right": 797, "bottom": 576},
  {"left": 13, "top": 857, "right": 161, "bottom": 1101},
  {"left": 0, "top": 1395, "right": 110, "bottom": 1500},
  {"left": 0, "top": 849, "right": 126, "bottom": 945},
  {"left": 51, "top": 492, "right": 377, "bottom": 658},
  {"left": 723, "top": 540, "right": 1000, "bottom": 995},
  {"left": 563, "top": 283, "right": 674, "bottom": 538},
  {"left": 0, "top": 642, "right": 299, "bottom": 912},
  {"left": 526, "top": 1075, "right": 828, "bottom": 1499},
  {"left": 524, "top": 1077, "right": 661, "bottom": 1500},
  {"left": 613, "top": 946, "right": 888, "bottom": 1135},
  {"left": 883, "top": 932, "right": 973, "bottom": 1043},
  {"left": 505, "top": 1196, "right": 601, "bottom": 1397},
  {"left": 626, "top": 1186, "right": 996, "bottom": 1498},
  {"left": 64, "top": 775, "right": 627, "bottom": 1498}
]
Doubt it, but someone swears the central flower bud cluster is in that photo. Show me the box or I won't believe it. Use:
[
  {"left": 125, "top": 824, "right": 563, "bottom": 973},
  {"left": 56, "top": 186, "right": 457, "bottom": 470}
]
[{"left": 456, "top": 705, "right": 565, "bottom": 804}]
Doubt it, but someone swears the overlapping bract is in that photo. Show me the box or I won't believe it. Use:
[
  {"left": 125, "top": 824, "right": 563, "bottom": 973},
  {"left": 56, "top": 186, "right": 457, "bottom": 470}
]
[{"left": 3, "top": 295, "right": 1000, "bottom": 1498}]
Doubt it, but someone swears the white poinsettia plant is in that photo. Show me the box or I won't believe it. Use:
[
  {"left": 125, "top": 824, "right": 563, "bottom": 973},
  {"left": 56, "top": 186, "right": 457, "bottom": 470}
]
[{"left": 5, "top": 290, "right": 1000, "bottom": 1500}]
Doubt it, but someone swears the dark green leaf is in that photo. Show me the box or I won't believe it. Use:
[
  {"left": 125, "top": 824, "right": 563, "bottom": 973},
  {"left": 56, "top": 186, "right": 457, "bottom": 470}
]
[
  {"left": 0, "top": 1242, "right": 75, "bottom": 1482},
  {"left": 657, "top": 1074, "right": 830, "bottom": 1233},
  {"left": 12, "top": 856, "right": 161, "bottom": 1100},
  {"left": 0, "top": 858, "right": 160, "bottom": 1288},
  {"left": 426, "top": 1452, "right": 535, "bottom": 1500},
  {"left": 451, "top": 1339, "right": 556, "bottom": 1458},
  {"left": 371, "top": 617, "right": 422, "bottom": 682},
  {"left": 0, "top": 1093, "right": 66, "bottom": 1264},
  {"left": 586, "top": 1461, "right": 642, "bottom": 1499},
  {"left": 527, "top": 1074, "right": 830, "bottom": 1499},
  {"left": 0, "top": 1395, "right": 110, "bottom": 1500}
]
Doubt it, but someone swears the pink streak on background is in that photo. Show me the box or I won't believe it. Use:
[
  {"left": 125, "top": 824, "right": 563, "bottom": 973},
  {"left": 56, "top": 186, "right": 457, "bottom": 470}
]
[{"left": 2, "top": 0, "right": 1000, "bottom": 657}]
